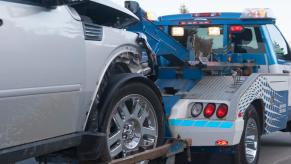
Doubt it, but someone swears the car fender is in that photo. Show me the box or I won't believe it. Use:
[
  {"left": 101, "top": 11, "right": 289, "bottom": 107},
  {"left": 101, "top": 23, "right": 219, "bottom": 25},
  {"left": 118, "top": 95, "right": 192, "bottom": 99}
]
[
  {"left": 84, "top": 73, "right": 162, "bottom": 130},
  {"left": 82, "top": 43, "right": 141, "bottom": 129}
]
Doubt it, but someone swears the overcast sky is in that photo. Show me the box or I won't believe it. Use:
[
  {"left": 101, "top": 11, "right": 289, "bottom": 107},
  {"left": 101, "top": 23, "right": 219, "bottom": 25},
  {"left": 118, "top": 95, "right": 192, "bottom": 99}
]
[{"left": 112, "top": 0, "right": 291, "bottom": 41}]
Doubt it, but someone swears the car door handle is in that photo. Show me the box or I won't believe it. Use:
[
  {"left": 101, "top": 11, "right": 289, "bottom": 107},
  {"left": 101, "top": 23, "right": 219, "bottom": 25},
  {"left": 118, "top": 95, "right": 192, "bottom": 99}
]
[
  {"left": 283, "top": 70, "right": 290, "bottom": 74},
  {"left": 0, "top": 19, "right": 2, "bottom": 26}
]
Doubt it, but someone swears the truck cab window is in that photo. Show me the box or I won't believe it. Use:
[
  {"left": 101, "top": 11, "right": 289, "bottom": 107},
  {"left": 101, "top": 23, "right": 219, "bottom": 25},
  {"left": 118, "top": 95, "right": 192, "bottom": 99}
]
[
  {"left": 70, "top": 1, "right": 137, "bottom": 28},
  {"left": 170, "top": 26, "right": 224, "bottom": 54},
  {"left": 230, "top": 26, "right": 265, "bottom": 54},
  {"left": 192, "top": 26, "right": 224, "bottom": 54},
  {"left": 266, "top": 24, "right": 290, "bottom": 60}
]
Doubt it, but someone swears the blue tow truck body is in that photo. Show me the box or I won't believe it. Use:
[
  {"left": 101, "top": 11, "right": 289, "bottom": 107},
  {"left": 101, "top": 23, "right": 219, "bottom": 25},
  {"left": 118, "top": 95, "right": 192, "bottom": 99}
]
[{"left": 125, "top": 1, "right": 291, "bottom": 157}]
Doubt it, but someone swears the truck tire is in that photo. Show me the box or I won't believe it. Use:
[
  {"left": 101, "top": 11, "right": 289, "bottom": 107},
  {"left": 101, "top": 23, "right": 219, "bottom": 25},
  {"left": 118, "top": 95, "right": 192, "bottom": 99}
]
[
  {"left": 235, "top": 105, "right": 261, "bottom": 164},
  {"left": 99, "top": 81, "right": 165, "bottom": 163}
]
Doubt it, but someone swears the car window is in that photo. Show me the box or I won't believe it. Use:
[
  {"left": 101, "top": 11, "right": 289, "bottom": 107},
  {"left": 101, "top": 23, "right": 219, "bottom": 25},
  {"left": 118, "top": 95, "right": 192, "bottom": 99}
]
[
  {"left": 4, "top": 0, "right": 42, "bottom": 5},
  {"left": 266, "top": 24, "right": 290, "bottom": 60},
  {"left": 71, "top": 1, "right": 138, "bottom": 28},
  {"left": 25, "top": 0, "right": 41, "bottom": 3},
  {"left": 230, "top": 26, "right": 266, "bottom": 54}
]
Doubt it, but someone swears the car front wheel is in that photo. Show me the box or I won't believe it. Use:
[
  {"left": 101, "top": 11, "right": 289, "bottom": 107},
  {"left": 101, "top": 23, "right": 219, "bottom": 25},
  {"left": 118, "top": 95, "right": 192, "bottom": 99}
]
[{"left": 100, "top": 81, "right": 164, "bottom": 163}]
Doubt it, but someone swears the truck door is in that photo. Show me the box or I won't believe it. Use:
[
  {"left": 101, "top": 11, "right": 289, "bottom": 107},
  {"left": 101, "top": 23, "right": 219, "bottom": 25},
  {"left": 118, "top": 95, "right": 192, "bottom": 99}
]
[
  {"left": 0, "top": 1, "right": 85, "bottom": 149},
  {"left": 266, "top": 24, "right": 291, "bottom": 113}
]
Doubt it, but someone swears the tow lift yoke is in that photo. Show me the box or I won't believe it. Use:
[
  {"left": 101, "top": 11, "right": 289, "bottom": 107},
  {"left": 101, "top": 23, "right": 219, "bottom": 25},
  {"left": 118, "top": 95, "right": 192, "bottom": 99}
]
[
  {"left": 37, "top": 137, "right": 191, "bottom": 164},
  {"left": 109, "top": 138, "right": 192, "bottom": 164}
]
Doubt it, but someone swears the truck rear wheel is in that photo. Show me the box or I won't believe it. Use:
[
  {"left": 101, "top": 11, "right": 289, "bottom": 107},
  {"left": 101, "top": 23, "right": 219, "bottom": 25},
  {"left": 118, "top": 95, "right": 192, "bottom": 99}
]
[
  {"left": 100, "top": 81, "right": 164, "bottom": 162},
  {"left": 235, "top": 105, "right": 261, "bottom": 164}
]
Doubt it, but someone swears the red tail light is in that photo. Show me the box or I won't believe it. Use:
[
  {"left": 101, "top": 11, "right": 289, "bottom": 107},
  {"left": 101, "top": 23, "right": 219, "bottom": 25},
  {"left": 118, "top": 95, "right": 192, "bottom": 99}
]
[
  {"left": 217, "top": 104, "right": 228, "bottom": 118},
  {"left": 230, "top": 25, "right": 244, "bottom": 33},
  {"left": 203, "top": 103, "right": 216, "bottom": 118},
  {"left": 216, "top": 139, "right": 229, "bottom": 146}
]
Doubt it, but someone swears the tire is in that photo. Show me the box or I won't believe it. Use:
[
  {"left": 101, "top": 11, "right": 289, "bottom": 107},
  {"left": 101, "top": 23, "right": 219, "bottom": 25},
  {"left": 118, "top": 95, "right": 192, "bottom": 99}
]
[
  {"left": 234, "top": 105, "right": 261, "bottom": 164},
  {"left": 99, "top": 81, "right": 165, "bottom": 163}
]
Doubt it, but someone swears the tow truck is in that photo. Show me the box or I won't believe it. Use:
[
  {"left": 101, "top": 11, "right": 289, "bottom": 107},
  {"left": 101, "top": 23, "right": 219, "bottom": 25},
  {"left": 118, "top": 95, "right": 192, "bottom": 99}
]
[{"left": 125, "top": 2, "right": 291, "bottom": 164}]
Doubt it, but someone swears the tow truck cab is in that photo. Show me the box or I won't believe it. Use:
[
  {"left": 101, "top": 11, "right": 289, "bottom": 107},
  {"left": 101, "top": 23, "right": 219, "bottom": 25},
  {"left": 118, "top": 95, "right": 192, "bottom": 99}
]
[
  {"left": 154, "top": 9, "right": 291, "bottom": 146},
  {"left": 126, "top": 3, "right": 291, "bottom": 152}
]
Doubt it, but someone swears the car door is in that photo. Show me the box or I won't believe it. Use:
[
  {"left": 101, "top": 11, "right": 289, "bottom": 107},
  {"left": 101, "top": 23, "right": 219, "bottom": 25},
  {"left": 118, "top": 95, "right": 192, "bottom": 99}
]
[
  {"left": 0, "top": 0, "right": 85, "bottom": 149},
  {"left": 266, "top": 24, "right": 291, "bottom": 114}
]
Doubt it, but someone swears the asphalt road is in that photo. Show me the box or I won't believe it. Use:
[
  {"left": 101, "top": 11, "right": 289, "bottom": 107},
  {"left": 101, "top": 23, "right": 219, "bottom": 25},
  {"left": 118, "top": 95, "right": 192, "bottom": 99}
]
[
  {"left": 18, "top": 132, "right": 291, "bottom": 164},
  {"left": 259, "top": 132, "right": 291, "bottom": 164}
]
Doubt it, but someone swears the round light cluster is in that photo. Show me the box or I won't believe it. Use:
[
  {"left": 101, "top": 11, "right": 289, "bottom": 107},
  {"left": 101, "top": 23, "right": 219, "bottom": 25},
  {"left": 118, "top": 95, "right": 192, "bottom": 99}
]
[
  {"left": 189, "top": 103, "right": 228, "bottom": 119},
  {"left": 190, "top": 103, "right": 203, "bottom": 117}
]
